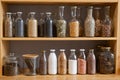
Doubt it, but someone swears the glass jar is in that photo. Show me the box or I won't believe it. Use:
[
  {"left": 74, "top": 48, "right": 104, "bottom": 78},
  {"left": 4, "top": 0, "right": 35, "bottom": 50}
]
[
  {"left": 68, "top": 49, "right": 77, "bottom": 74},
  {"left": 99, "top": 47, "right": 114, "bottom": 74},
  {"left": 5, "top": 12, "right": 13, "bottom": 37},
  {"left": 94, "top": 7, "right": 102, "bottom": 37},
  {"left": 69, "top": 6, "right": 79, "bottom": 37},
  {"left": 28, "top": 12, "right": 38, "bottom": 37},
  {"left": 78, "top": 49, "right": 86, "bottom": 74},
  {"left": 85, "top": 6, "right": 95, "bottom": 37},
  {"left": 45, "top": 12, "right": 53, "bottom": 37},
  {"left": 15, "top": 12, "right": 24, "bottom": 37},
  {"left": 22, "top": 54, "right": 39, "bottom": 76},
  {"left": 87, "top": 49, "right": 96, "bottom": 74},
  {"left": 58, "top": 49, "right": 67, "bottom": 74},
  {"left": 56, "top": 6, "right": 66, "bottom": 37},
  {"left": 3, "top": 53, "right": 18, "bottom": 76},
  {"left": 102, "top": 6, "right": 112, "bottom": 37},
  {"left": 39, "top": 50, "right": 47, "bottom": 75}
]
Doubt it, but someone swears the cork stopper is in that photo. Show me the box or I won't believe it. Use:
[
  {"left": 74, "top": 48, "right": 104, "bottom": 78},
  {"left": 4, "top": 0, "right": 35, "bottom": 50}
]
[{"left": 22, "top": 54, "right": 39, "bottom": 59}]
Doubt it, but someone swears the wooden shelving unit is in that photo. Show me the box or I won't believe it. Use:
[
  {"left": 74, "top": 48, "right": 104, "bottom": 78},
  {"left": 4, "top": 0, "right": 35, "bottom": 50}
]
[{"left": 0, "top": 0, "right": 120, "bottom": 79}]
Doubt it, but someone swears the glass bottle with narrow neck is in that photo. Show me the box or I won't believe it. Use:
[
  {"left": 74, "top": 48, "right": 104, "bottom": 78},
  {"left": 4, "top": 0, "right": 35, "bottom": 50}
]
[
  {"left": 15, "top": 12, "right": 24, "bottom": 37},
  {"left": 94, "top": 7, "right": 102, "bottom": 37},
  {"left": 69, "top": 6, "right": 79, "bottom": 37},
  {"left": 85, "top": 6, "right": 95, "bottom": 37},
  {"left": 102, "top": 6, "right": 112, "bottom": 37},
  {"left": 5, "top": 12, "right": 13, "bottom": 37},
  {"left": 56, "top": 6, "right": 66, "bottom": 37},
  {"left": 28, "top": 12, "right": 38, "bottom": 37},
  {"left": 68, "top": 49, "right": 77, "bottom": 74}
]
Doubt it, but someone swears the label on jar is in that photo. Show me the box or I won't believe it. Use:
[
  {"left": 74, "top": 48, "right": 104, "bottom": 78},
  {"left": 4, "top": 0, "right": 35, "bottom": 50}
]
[{"left": 68, "top": 60, "right": 77, "bottom": 74}]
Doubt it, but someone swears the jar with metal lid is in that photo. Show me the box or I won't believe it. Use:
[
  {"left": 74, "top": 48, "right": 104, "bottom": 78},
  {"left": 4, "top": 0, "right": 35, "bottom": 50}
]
[
  {"left": 3, "top": 53, "right": 18, "bottom": 76},
  {"left": 22, "top": 54, "right": 39, "bottom": 76},
  {"left": 99, "top": 47, "right": 114, "bottom": 74}
]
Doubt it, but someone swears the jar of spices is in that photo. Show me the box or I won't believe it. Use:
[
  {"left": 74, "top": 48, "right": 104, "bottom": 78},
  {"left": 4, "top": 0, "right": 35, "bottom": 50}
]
[
  {"left": 22, "top": 54, "right": 39, "bottom": 76},
  {"left": 3, "top": 53, "right": 18, "bottom": 76},
  {"left": 102, "top": 6, "right": 113, "bottom": 37},
  {"left": 56, "top": 6, "right": 66, "bottom": 37},
  {"left": 85, "top": 6, "right": 95, "bottom": 37},
  {"left": 87, "top": 49, "right": 96, "bottom": 74},
  {"left": 99, "top": 47, "right": 114, "bottom": 74},
  {"left": 28, "top": 12, "right": 38, "bottom": 37},
  {"left": 69, "top": 6, "right": 79, "bottom": 37},
  {"left": 78, "top": 49, "right": 86, "bottom": 75},
  {"left": 5, "top": 12, "right": 13, "bottom": 37},
  {"left": 58, "top": 49, "right": 67, "bottom": 74},
  {"left": 15, "top": 12, "right": 24, "bottom": 37}
]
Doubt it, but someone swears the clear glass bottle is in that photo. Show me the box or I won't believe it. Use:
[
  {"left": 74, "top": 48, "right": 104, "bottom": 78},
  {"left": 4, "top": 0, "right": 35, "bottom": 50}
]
[
  {"left": 38, "top": 13, "right": 45, "bottom": 37},
  {"left": 87, "top": 49, "right": 96, "bottom": 74},
  {"left": 58, "top": 49, "right": 67, "bottom": 74},
  {"left": 99, "top": 47, "right": 114, "bottom": 74},
  {"left": 85, "top": 6, "right": 95, "bottom": 37},
  {"left": 68, "top": 49, "right": 77, "bottom": 74},
  {"left": 28, "top": 12, "right": 38, "bottom": 37},
  {"left": 56, "top": 6, "right": 66, "bottom": 37},
  {"left": 45, "top": 12, "right": 53, "bottom": 37},
  {"left": 39, "top": 50, "right": 47, "bottom": 75},
  {"left": 48, "top": 49, "right": 57, "bottom": 74},
  {"left": 69, "top": 6, "right": 79, "bottom": 37},
  {"left": 15, "top": 12, "right": 24, "bottom": 37},
  {"left": 5, "top": 12, "right": 13, "bottom": 37},
  {"left": 94, "top": 7, "right": 102, "bottom": 37},
  {"left": 78, "top": 49, "right": 86, "bottom": 74},
  {"left": 77, "top": 7, "right": 84, "bottom": 37},
  {"left": 102, "top": 6, "right": 112, "bottom": 37},
  {"left": 3, "top": 53, "right": 18, "bottom": 76}
]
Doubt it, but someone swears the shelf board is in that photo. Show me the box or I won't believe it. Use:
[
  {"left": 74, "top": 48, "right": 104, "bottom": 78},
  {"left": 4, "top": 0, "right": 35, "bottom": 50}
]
[{"left": 1, "top": 37, "right": 117, "bottom": 41}]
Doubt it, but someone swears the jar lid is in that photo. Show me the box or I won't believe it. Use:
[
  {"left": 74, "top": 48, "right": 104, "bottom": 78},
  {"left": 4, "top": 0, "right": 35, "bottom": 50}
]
[
  {"left": 80, "top": 49, "right": 85, "bottom": 51},
  {"left": 71, "top": 6, "right": 77, "bottom": 9},
  {"left": 94, "top": 7, "right": 101, "bottom": 10},
  {"left": 89, "top": 49, "right": 94, "bottom": 51},
  {"left": 17, "top": 12, "right": 22, "bottom": 14},
  {"left": 29, "top": 12, "right": 36, "bottom": 14},
  {"left": 59, "top": 6, "right": 65, "bottom": 8},
  {"left": 22, "top": 54, "right": 39, "bottom": 58},
  {"left": 46, "top": 12, "right": 51, "bottom": 15},
  {"left": 60, "top": 49, "right": 65, "bottom": 51},
  {"left": 70, "top": 49, "right": 76, "bottom": 51},
  {"left": 50, "top": 49, "right": 55, "bottom": 51},
  {"left": 6, "top": 12, "right": 12, "bottom": 15},
  {"left": 101, "top": 47, "right": 111, "bottom": 50},
  {"left": 5, "top": 53, "right": 17, "bottom": 60}
]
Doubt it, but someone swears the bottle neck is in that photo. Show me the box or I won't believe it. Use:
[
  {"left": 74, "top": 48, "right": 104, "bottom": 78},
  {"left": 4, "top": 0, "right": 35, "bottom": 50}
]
[
  {"left": 87, "top": 8, "right": 93, "bottom": 17},
  {"left": 7, "top": 14, "right": 12, "bottom": 19},
  {"left": 95, "top": 10, "right": 100, "bottom": 20},
  {"left": 71, "top": 51, "right": 75, "bottom": 55},
  {"left": 30, "top": 14, "right": 35, "bottom": 19},
  {"left": 59, "top": 7, "right": 64, "bottom": 20},
  {"left": 71, "top": 7, "right": 77, "bottom": 19}
]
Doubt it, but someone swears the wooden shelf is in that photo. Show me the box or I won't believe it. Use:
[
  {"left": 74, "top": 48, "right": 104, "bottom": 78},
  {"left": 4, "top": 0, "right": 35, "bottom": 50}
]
[{"left": 1, "top": 37, "right": 117, "bottom": 41}]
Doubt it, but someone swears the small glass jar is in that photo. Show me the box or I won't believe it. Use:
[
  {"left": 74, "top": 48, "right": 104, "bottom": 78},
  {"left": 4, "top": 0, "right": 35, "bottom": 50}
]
[
  {"left": 3, "top": 53, "right": 18, "bottom": 76},
  {"left": 99, "top": 47, "right": 114, "bottom": 74},
  {"left": 22, "top": 54, "right": 39, "bottom": 76}
]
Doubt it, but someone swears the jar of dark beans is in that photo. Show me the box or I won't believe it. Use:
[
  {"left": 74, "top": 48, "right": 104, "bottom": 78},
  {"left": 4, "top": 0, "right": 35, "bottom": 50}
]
[
  {"left": 3, "top": 53, "right": 18, "bottom": 76},
  {"left": 99, "top": 47, "right": 114, "bottom": 74}
]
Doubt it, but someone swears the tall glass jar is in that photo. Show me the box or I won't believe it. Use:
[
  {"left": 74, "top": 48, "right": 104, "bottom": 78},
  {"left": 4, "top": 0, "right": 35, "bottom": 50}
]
[
  {"left": 58, "top": 49, "right": 67, "bottom": 74},
  {"left": 56, "top": 6, "right": 66, "bottom": 37},
  {"left": 28, "top": 12, "right": 38, "bottom": 37},
  {"left": 99, "top": 47, "right": 114, "bottom": 74},
  {"left": 5, "top": 12, "right": 13, "bottom": 37},
  {"left": 15, "top": 12, "right": 24, "bottom": 37},
  {"left": 39, "top": 50, "right": 47, "bottom": 75},
  {"left": 69, "top": 6, "right": 79, "bottom": 37},
  {"left": 78, "top": 49, "right": 86, "bottom": 75},
  {"left": 102, "top": 6, "right": 112, "bottom": 37},
  {"left": 94, "top": 7, "right": 102, "bottom": 37},
  {"left": 85, "top": 6, "right": 95, "bottom": 37},
  {"left": 45, "top": 12, "right": 53, "bottom": 37},
  {"left": 3, "top": 53, "right": 18, "bottom": 76},
  {"left": 87, "top": 49, "right": 96, "bottom": 74},
  {"left": 68, "top": 49, "right": 77, "bottom": 74}
]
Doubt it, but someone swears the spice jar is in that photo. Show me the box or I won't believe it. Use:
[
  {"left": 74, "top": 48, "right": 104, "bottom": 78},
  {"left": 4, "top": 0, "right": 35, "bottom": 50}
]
[
  {"left": 56, "top": 6, "right": 66, "bottom": 37},
  {"left": 5, "top": 12, "right": 13, "bottom": 37},
  {"left": 78, "top": 49, "right": 86, "bottom": 75},
  {"left": 68, "top": 49, "right": 77, "bottom": 74},
  {"left": 85, "top": 6, "right": 95, "bottom": 37},
  {"left": 28, "top": 12, "right": 38, "bottom": 37},
  {"left": 102, "top": 6, "right": 113, "bottom": 37},
  {"left": 22, "top": 54, "right": 39, "bottom": 76},
  {"left": 58, "top": 49, "right": 67, "bottom": 74},
  {"left": 3, "top": 53, "right": 18, "bottom": 76},
  {"left": 15, "top": 12, "right": 24, "bottom": 37},
  {"left": 69, "top": 6, "right": 79, "bottom": 37},
  {"left": 87, "top": 49, "right": 96, "bottom": 74},
  {"left": 99, "top": 47, "right": 114, "bottom": 74}
]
